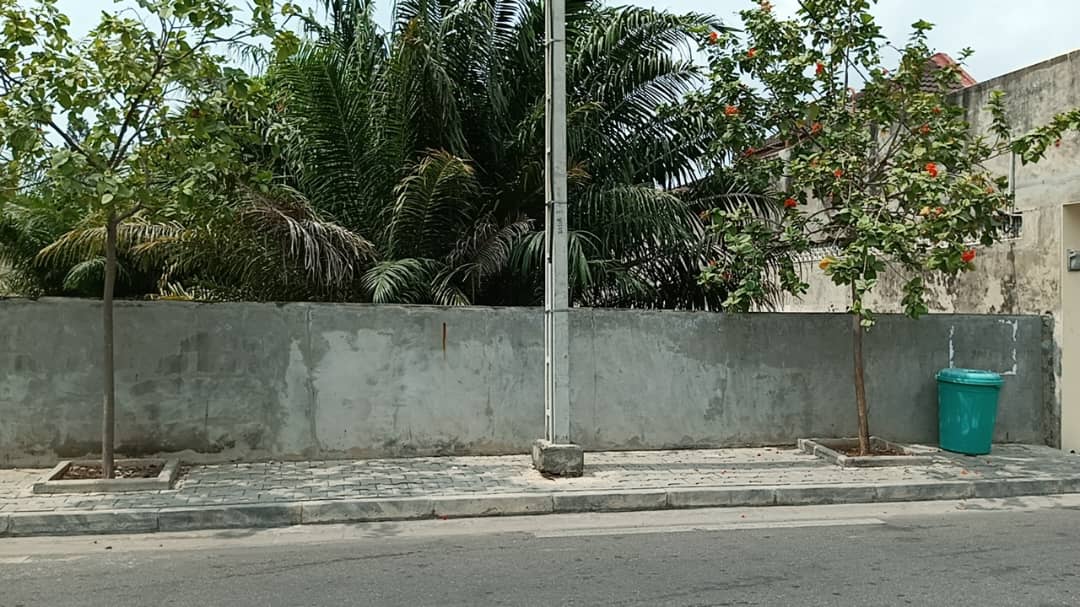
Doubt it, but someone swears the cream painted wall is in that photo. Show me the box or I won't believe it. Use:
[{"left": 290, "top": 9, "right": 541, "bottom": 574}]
[{"left": 1061, "top": 204, "right": 1080, "bottom": 452}]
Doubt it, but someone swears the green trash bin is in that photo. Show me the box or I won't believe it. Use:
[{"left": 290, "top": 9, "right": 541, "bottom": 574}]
[{"left": 936, "top": 368, "right": 1004, "bottom": 455}]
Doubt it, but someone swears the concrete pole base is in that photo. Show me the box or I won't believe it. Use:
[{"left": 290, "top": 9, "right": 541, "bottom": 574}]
[{"left": 532, "top": 439, "right": 584, "bottom": 477}]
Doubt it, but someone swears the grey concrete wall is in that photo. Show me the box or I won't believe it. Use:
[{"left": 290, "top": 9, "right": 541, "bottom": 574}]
[{"left": 0, "top": 299, "right": 1049, "bottom": 466}]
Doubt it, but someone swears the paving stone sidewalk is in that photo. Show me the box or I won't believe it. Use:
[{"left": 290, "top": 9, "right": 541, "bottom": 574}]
[{"left": 1, "top": 444, "right": 1078, "bottom": 537}]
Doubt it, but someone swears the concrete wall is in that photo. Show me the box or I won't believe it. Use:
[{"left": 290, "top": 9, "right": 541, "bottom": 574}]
[{"left": 0, "top": 299, "right": 1051, "bottom": 466}]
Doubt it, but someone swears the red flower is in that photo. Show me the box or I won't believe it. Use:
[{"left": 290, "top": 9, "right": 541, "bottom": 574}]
[
  {"left": 744, "top": 146, "right": 757, "bottom": 156},
  {"left": 833, "top": 169, "right": 844, "bottom": 179},
  {"left": 724, "top": 105, "right": 739, "bottom": 116},
  {"left": 932, "top": 106, "right": 942, "bottom": 114},
  {"left": 815, "top": 62, "right": 825, "bottom": 76},
  {"left": 784, "top": 197, "right": 798, "bottom": 209},
  {"left": 747, "top": 47, "right": 758, "bottom": 59},
  {"left": 925, "top": 162, "right": 939, "bottom": 178},
  {"left": 709, "top": 31, "right": 719, "bottom": 44},
  {"left": 811, "top": 122, "right": 822, "bottom": 134},
  {"left": 919, "top": 124, "right": 931, "bottom": 135},
  {"left": 961, "top": 249, "right": 976, "bottom": 263}
]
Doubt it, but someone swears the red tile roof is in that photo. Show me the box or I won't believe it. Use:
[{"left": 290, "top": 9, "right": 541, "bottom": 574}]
[{"left": 925, "top": 53, "right": 978, "bottom": 92}]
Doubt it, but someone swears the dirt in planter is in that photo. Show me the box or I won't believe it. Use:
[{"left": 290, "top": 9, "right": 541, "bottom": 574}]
[
  {"left": 57, "top": 461, "right": 164, "bottom": 480},
  {"left": 834, "top": 444, "right": 911, "bottom": 457}
]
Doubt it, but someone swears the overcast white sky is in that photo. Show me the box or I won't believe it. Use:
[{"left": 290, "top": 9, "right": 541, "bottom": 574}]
[{"left": 48, "top": 0, "right": 1080, "bottom": 82}]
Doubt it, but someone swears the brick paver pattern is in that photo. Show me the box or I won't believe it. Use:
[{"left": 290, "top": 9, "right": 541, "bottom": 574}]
[{"left": 1, "top": 444, "right": 1076, "bottom": 514}]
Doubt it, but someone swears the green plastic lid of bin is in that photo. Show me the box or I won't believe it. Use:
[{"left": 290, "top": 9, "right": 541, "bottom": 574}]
[{"left": 936, "top": 368, "right": 1004, "bottom": 386}]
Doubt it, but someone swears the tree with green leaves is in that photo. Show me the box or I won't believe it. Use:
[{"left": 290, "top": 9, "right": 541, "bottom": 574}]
[
  {"left": 694, "top": 0, "right": 1078, "bottom": 454},
  {"left": 0, "top": 0, "right": 301, "bottom": 477}
]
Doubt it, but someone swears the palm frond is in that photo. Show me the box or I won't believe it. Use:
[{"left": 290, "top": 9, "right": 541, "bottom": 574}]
[
  {"left": 239, "top": 187, "right": 376, "bottom": 289},
  {"left": 61, "top": 257, "right": 131, "bottom": 292},
  {"left": 360, "top": 257, "right": 437, "bottom": 303},
  {"left": 448, "top": 214, "right": 533, "bottom": 280},
  {"left": 35, "top": 220, "right": 184, "bottom": 270},
  {"left": 387, "top": 149, "right": 480, "bottom": 258}
]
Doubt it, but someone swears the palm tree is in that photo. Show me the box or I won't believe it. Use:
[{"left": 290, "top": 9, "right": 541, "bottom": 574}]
[
  {"left": 14, "top": 0, "right": 774, "bottom": 310},
  {"left": 274, "top": 0, "right": 740, "bottom": 308},
  {"left": 32, "top": 185, "right": 375, "bottom": 303},
  {"left": 0, "top": 186, "right": 140, "bottom": 297}
]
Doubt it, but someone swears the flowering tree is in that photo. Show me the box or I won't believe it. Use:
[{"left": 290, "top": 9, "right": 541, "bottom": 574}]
[
  {"left": 693, "top": 0, "right": 1078, "bottom": 454},
  {"left": 0, "top": 0, "right": 297, "bottom": 477}
]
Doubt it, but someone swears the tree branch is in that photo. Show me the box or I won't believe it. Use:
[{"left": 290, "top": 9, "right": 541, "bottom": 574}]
[
  {"left": 108, "top": 23, "right": 173, "bottom": 170},
  {"left": 114, "top": 203, "right": 144, "bottom": 224},
  {"left": 48, "top": 120, "right": 104, "bottom": 169}
]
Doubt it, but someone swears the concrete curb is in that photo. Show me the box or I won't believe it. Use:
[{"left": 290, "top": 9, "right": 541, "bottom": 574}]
[{"left": 4, "top": 476, "right": 1080, "bottom": 538}]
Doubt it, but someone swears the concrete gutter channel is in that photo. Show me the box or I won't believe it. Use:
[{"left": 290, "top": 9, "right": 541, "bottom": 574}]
[{"left": 4, "top": 477, "right": 1080, "bottom": 538}]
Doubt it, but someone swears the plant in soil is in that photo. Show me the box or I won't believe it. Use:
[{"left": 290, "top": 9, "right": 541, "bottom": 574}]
[
  {"left": 692, "top": 0, "right": 1080, "bottom": 455},
  {"left": 59, "top": 461, "right": 164, "bottom": 481},
  {"left": 832, "top": 443, "right": 908, "bottom": 458},
  {"left": 0, "top": 0, "right": 297, "bottom": 477}
]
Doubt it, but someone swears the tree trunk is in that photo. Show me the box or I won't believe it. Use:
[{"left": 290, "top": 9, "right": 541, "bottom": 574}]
[
  {"left": 102, "top": 217, "right": 118, "bottom": 479},
  {"left": 852, "top": 309, "right": 871, "bottom": 456}
]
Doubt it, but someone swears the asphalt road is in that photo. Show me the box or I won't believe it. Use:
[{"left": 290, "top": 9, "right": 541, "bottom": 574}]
[{"left": 2, "top": 496, "right": 1079, "bottom": 607}]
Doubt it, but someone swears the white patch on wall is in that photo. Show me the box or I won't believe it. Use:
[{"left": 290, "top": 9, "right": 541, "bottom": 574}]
[
  {"left": 948, "top": 325, "right": 955, "bottom": 369},
  {"left": 998, "top": 318, "right": 1019, "bottom": 376}
]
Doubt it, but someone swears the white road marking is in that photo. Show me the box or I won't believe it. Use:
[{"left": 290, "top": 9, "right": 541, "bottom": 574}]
[{"left": 531, "top": 517, "right": 885, "bottom": 538}]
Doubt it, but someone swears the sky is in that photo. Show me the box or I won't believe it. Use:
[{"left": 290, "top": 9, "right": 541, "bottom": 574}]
[{"left": 47, "top": 0, "right": 1080, "bottom": 82}]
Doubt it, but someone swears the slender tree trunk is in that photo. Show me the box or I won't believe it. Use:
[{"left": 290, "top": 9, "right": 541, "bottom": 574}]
[
  {"left": 852, "top": 295, "right": 871, "bottom": 457},
  {"left": 102, "top": 217, "right": 118, "bottom": 479}
]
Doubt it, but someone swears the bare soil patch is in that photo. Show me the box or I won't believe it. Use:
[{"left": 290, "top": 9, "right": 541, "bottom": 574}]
[{"left": 57, "top": 461, "right": 164, "bottom": 480}]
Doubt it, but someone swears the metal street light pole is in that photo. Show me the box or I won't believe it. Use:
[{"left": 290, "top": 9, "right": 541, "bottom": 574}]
[{"left": 534, "top": 0, "right": 582, "bottom": 476}]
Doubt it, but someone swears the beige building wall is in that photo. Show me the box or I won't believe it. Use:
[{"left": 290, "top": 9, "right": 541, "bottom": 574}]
[
  {"left": 1061, "top": 205, "right": 1080, "bottom": 452},
  {"left": 782, "top": 50, "right": 1080, "bottom": 448}
]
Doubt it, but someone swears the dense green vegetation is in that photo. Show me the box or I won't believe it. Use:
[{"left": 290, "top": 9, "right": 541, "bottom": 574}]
[{"left": 0, "top": 0, "right": 774, "bottom": 309}]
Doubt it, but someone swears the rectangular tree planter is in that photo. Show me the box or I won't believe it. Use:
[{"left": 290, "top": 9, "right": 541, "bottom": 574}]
[
  {"left": 798, "top": 437, "right": 936, "bottom": 468},
  {"left": 32, "top": 459, "right": 181, "bottom": 494}
]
